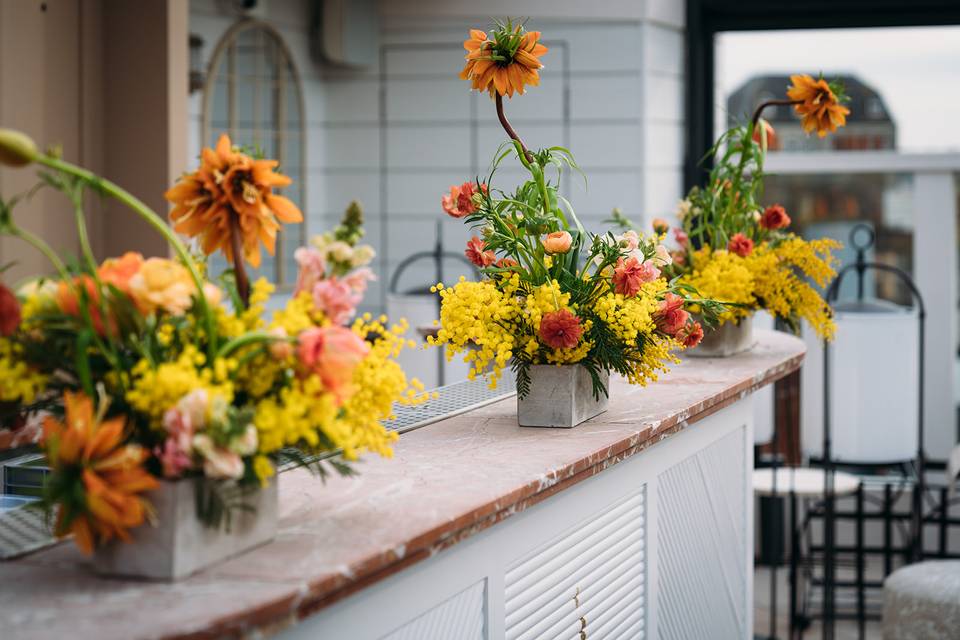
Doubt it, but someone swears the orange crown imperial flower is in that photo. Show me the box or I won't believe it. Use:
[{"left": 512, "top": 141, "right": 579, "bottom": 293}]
[
  {"left": 787, "top": 74, "right": 850, "bottom": 138},
  {"left": 42, "top": 392, "right": 159, "bottom": 554},
  {"left": 164, "top": 133, "right": 303, "bottom": 268},
  {"left": 459, "top": 20, "right": 548, "bottom": 98}
]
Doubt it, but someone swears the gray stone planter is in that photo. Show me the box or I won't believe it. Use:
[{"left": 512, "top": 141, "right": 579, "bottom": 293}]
[
  {"left": 686, "top": 315, "right": 756, "bottom": 358},
  {"left": 92, "top": 476, "right": 278, "bottom": 580},
  {"left": 518, "top": 365, "right": 609, "bottom": 428}
]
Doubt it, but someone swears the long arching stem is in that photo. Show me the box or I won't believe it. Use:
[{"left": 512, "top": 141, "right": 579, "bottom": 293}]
[
  {"left": 495, "top": 93, "right": 534, "bottom": 164},
  {"left": 751, "top": 99, "right": 802, "bottom": 128},
  {"left": 34, "top": 154, "right": 218, "bottom": 359}
]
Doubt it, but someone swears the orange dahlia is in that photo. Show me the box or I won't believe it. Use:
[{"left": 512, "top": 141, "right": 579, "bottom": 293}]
[
  {"left": 165, "top": 133, "right": 303, "bottom": 268},
  {"left": 42, "top": 392, "right": 158, "bottom": 554},
  {"left": 459, "top": 21, "right": 548, "bottom": 98},
  {"left": 787, "top": 74, "right": 850, "bottom": 138}
]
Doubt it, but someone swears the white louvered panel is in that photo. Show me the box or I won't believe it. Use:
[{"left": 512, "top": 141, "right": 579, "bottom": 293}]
[
  {"left": 380, "top": 579, "right": 485, "bottom": 640},
  {"left": 505, "top": 489, "right": 646, "bottom": 640},
  {"left": 657, "top": 428, "right": 747, "bottom": 640}
]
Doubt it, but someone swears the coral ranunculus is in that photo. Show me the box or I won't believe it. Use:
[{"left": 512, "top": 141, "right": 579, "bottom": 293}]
[
  {"left": 459, "top": 24, "right": 548, "bottom": 98},
  {"left": 297, "top": 326, "right": 371, "bottom": 402},
  {"left": 165, "top": 133, "right": 303, "bottom": 268},
  {"left": 465, "top": 236, "right": 496, "bottom": 267},
  {"left": 760, "top": 204, "right": 791, "bottom": 230},
  {"left": 127, "top": 258, "right": 197, "bottom": 316},
  {"left": 42, "top": 391, "right": 158, "bottom": 554},
  {"left": 613, "top": 257, "right": 658, "bottom": 297},
  {"left": 787, "top": 74, "right": 850, "bottom": 138},
  {"left": 542, "top": 230, "right": 573, "bottom": 254},
  {"left": 0, "top": 282, "right": 20, "bottom": 336},
  {"left": 98, "top": 252, "right": 144, "bottom": 295},
  {"left": 652, "top": 218, "right": 670, "bottom": 235},
  {"left": 539, "top": 309, "right": 583, "bottom": 350},
  {"left": 442, "top": 181, "right": 487, "bottom": 218},
  {"left": 676, "top": 321, "right": 704, "bottom": 348},
  {"left": 654, "top": 293, "right": 689, "bottom": 336},
  {"left": 728, "top": 233, "right": 754, "bottom": 257}
]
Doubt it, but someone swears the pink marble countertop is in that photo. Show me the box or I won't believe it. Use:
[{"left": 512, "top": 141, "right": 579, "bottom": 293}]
[{"left": 0, "top": 330, "right": 804, "bottom": 640}]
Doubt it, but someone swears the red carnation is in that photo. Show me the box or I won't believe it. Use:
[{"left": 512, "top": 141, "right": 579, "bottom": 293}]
[
  {"left": 676, "top": 321, "right": 704, "bottom": 348},
  {"left": 759, "top": 204, "right": 791, "bottom": 230},
  {"left": 0, "top": 282, "right": 20, "bottom": 337},
  {"left": 539, "top": 309, "right": 583, "bottom": 350},
  {"left": 728, "top": 233, "right": 754, "bottom": 257},
  {"left": 464, "top": 236, "right": 496, "bottom": 267},
  {"left": 654, "top": 293, "right": 689, "bottom": 336}
]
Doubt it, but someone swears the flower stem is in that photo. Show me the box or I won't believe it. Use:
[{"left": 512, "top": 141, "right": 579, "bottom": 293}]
[
  {"left": 751, "top": 99, "right": 801, "bottom": 128},
  {"left": 228, "top": 214, "right": 250, "bottom": 308},
  {"left": 495, "top": 93, "right": 533, "bottom": 164},
  {"left": 34, "top": 154, "right": 218, "bottom": 358},
  {"left": 7, "top": 224, "right": 70, "bottom": 282}
]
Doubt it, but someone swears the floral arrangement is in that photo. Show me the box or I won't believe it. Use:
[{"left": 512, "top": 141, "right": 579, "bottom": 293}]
[
  {"left": 617, "top": 74, "right": 847, "bottom": 339},
  {"left": 0, "top": 130, "right": 426, "bottom": 553},
  {"left": 293, "top": 201, "right": 376, "bottom": 325},
  {"left": 429, "top": 20, "right": 721, "bottom": 399}
]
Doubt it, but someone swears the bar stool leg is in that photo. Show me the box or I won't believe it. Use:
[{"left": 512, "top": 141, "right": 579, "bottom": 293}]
[
  {"left": 789, "top": 491, "right": 799, "bottom": 639},
  {"left": 856, "top": 484, "right": 865, "bottom": 640}
]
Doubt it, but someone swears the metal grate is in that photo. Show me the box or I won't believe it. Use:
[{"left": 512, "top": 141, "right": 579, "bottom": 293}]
[
  {"left": 0, "top": 375, "right": 515, "bottom": 558},
  {"left": 278, "top": 374, "right": 515, "bottom": 472},
  {"left": 0, "top": 501, "right": 50, "bottom": 560},
  {"left": 383, "top": 373, "right": 516, "bottom": 435}
]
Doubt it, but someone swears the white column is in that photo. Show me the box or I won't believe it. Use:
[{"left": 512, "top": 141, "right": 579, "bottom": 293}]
[{"left": 914, "top": 171, "right": 958, "bottom": 456}]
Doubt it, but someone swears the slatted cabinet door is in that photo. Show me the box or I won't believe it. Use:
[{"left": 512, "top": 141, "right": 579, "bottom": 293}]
[{"left": 504, "top": 489, "right": 646, "bottom": 640}]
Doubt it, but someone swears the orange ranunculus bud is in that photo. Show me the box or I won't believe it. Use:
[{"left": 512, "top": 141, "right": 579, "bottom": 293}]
[
  {"left": 651, "top": 218, "right": 670, "bottom": 235},
  {"left": 542, "top": 230, "right": 573, "bottom": 254}
]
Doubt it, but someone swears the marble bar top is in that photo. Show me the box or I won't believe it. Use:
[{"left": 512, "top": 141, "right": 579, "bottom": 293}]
[{"left": 0, "top": 330, "right": 805, "bottom": 640}]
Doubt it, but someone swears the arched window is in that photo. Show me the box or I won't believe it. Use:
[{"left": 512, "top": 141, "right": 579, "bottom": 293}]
[{"left": 203, "top": 20, "right": 306, "bottom": 287}]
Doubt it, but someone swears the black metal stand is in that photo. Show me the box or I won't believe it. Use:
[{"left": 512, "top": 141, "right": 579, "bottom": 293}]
[
  {"left": 819, "top": 223, "right": 927, "bottom": 639},
  {"left": 388, "top": 221, "right": 477, "bottom": 387}
]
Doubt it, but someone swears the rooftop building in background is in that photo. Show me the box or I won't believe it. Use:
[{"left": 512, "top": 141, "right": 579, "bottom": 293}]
[{"left": 727, "top": 74, "right": 896, "bottom": 151}]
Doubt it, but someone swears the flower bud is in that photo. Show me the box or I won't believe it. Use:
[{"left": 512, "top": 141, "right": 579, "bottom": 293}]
[
  {"left": 542, "top": 230, "right": 573, "bottom": 254},
  {"left": 651, "top": 218, "right": 670, "bottom": 235},
  {"left": 0, "top": 129, "right": 38, "bottom": 167}
]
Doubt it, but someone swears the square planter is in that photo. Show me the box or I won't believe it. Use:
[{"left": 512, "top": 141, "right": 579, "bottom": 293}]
[
  {"left": 92, "top": 477, "right": 278, "bottom": 580},
  {"left": 685, "top": 315, "right": 756, "bottom": 358},
  {"left": 518, "top": 365, "right": 609, "bottom": 428}
]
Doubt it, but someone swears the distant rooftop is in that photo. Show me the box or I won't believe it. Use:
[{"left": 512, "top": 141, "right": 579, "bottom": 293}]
[{"left": 727, "top": 74, "right": 895, "bottom": 126}]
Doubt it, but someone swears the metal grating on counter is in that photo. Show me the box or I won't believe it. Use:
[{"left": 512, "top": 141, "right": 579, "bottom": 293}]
[
  {"left": 278, "top": 374, "right": 516, "bottom": 472},
  {"left": 0, "top": 375, "right": 515, "bottom": 558}
]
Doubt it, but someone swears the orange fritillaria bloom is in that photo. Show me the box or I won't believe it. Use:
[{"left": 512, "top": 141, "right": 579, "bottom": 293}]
[
  {"left": 165, "top": 133, "right": 303, "bottom": 268},
  {"left": 459, "top": 23, "right": 548, "bottom": 98},
  {"left": 42, "top": 392, "right": 158, "bottom": 554},
  {"left": 787, "top": 74, "right": 850, "bottom": 138}
]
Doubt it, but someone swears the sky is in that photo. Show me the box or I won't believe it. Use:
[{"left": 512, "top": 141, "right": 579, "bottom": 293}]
[{"left": 716, "top": 26, "right": 960, "bottom": 153}]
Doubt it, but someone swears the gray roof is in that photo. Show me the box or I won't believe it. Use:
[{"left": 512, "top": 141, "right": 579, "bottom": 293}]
[{"left": 726, "top": 74, "right": 894, "bottom": 127}]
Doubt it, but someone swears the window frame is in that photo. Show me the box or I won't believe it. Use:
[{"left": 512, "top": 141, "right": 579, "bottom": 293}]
[{"left": 201, "top": 18, "right": 307, "bottom": 288}]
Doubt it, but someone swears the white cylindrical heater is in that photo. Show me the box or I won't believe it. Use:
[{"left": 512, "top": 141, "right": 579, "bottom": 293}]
[{"left": 804, "top": 299, "right": 919, "bottom": 463}]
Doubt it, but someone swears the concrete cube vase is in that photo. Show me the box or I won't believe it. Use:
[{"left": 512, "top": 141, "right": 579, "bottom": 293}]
[
  {"left": 92, "top": 477, "right": 278, "bottom": 580},
  {"left": 685, "top": 315, "right": 756, "bottom": 358},
  {"left": 518, "top": 365, "right": 609, "bottom": 428}
]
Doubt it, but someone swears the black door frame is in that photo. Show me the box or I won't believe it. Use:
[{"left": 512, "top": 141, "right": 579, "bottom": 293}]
[{"left": 684, "top": 0, "right": 960, "bottom": 190}]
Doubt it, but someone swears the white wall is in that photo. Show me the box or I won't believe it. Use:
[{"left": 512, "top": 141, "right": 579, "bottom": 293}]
[{"left": 187, "top": 0, "right": 686, "bottom": 313}]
